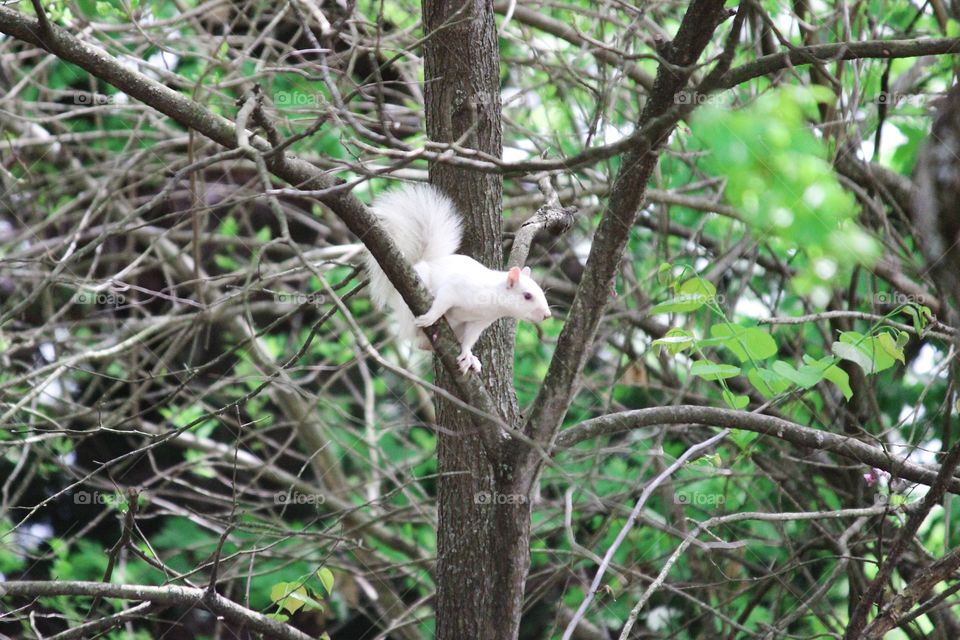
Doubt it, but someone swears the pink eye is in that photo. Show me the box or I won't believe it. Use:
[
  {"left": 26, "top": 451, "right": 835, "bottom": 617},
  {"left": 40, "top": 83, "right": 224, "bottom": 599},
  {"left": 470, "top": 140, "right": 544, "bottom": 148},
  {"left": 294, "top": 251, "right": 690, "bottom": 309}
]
[{"left": 523, "top": 292, "right": 533, "bottom": 301}]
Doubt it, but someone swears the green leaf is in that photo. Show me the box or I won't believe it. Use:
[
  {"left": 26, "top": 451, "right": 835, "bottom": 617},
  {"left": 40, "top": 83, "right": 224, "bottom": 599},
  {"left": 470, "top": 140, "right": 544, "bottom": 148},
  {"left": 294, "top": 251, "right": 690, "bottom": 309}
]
[
  {"left": 678, "top": 277, "right": 716, "bottom": 300},
  {"left": 270, "top": 582, "right": 309, "bottom": 614},
  {"left": 218, "top": 216, "right": 239, "bottom": 237},
  {"left": 823, "top": 364, "right": 853, "bottom": 400},
  {"left": 270, "top": 581, "right": 292, "bottom": 604},
  {"left": 652, "top": 328, "right": 695, "bottom": 355},
  {"left": 830, "top": 341, "right": 874, "bottom": 373},
  {"left": 900, "top": 305, "right": 922, "bottom": 335},
  {"left": 691, "top": 360, "right": 740, "bottom": 381},
  {"left": 803, "top": 355, "right": 853, "bottom": 400},
  {"left": 748, "top": 367, "right": 791, "bottom": 398},
  {"left": 317, "top": 567, "right": 335, "bottom": 596},
  {"left": 650, "top": 295, "right": 708, "bottom": 315},
  {"left": 741, "top": 329, "right": 777, "bottom": 360},
  {"left": 832, "top": 331, "right": 898, "bottom": 374},
  {"left": 657, "top": 262, "right": 674, "bottom": 285},
  {"left": 771, "top": 360, "right": 823, "bottom": 388},
  {"left": 876, "top": 332, "right": 905, "bottom": 364},
  {"left": 895, "top": 330, "right": 909, "bottom": 349},
  {"left": 722, "top": 389, "right": 750, "bottom": 409},
  {"left": 691, "top": 87, "right": 880, "bottom": 296},
  {"left": 711, "top": 324, "right": 777, "bottom": 362}
]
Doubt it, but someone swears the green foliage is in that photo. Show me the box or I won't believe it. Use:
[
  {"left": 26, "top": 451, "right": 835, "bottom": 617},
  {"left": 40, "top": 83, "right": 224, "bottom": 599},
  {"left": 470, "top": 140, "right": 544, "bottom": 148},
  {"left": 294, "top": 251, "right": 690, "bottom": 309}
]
[
  {"left": 651, "top": 265, "right": 909, "bottom": 407},
  {"left": 692, "top": 87, "right": 881, "bottom": 302},
  {"left": 269, "top": 575, "right": 326, "bottom": 616},
  {"left": 831, "top": 330, "right": 905, "bottom": 375}
]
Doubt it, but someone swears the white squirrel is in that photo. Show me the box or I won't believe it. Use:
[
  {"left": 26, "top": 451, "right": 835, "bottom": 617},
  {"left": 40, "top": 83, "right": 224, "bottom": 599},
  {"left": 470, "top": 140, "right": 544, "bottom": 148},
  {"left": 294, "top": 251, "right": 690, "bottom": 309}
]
[{"left": 364, "top": 184, "right": 552, "bottom": 374}]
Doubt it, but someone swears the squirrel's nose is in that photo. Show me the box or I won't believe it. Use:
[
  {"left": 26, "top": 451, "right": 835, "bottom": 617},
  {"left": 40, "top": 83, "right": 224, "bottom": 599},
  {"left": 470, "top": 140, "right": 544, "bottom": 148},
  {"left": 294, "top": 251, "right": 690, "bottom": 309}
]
[{"left": 543, "top": 309, "right": 552, "bottom": 320}]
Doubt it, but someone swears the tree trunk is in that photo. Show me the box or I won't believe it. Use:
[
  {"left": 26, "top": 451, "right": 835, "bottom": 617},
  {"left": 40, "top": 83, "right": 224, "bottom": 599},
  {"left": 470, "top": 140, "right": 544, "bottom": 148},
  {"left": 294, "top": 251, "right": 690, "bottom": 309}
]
[
  {"left": 421, "top": 1, "right": 533, "bottom": 638},
  {"left": 421, "top": 1, "right": 730, "bottom": 636}
]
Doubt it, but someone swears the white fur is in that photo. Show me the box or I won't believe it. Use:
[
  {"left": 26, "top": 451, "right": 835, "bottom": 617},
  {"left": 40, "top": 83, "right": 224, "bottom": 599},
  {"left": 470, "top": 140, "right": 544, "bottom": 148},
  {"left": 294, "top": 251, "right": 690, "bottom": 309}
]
[{"left": 364, "top": 184, "right": 551, "bottom": 374}]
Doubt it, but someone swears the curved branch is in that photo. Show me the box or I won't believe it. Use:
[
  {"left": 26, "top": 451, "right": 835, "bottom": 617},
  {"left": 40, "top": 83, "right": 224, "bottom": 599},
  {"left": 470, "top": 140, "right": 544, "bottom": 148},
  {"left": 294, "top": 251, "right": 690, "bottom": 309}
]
[
  {"left": 720, "top": 37, "right": 960, "bottom": 88},
  {"left": 555, "top": 405, "right": 960, "bottom": 494},
  {"left": 0, "top": 581, "right": 313, "bottom": 640}
]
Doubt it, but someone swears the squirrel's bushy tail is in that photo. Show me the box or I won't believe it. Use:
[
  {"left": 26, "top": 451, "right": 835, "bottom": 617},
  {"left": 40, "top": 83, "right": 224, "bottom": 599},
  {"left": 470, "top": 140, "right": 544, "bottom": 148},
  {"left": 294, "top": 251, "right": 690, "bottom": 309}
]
[{"left": 363, "top": 184, "right": 463, "bottom": 313}]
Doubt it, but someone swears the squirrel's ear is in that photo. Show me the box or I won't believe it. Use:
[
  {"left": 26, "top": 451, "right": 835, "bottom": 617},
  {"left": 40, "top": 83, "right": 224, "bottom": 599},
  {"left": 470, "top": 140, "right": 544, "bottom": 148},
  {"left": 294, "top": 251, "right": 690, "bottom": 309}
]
[
  {"left": 521, "top": 266, "right": 531, "bottom": 277},
  {"left": 507, "top": 266, "right": 521, "bottom": 288}
]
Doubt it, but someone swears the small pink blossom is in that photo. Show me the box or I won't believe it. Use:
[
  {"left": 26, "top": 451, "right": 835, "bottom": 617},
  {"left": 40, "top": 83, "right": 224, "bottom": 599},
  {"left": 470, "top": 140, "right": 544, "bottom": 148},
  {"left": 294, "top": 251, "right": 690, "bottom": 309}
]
[{"left": 864, "top": 468, "right": 889, "bottom": 487}]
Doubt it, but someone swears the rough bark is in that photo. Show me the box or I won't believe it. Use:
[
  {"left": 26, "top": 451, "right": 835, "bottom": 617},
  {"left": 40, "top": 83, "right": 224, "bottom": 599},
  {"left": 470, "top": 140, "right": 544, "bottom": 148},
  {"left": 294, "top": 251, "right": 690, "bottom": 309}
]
[
  {"left": 421, "top": 2, "right": 732, "bottom": 637},
  {"left": 421, "top": 1, "right": 531, "bottom": 639}
]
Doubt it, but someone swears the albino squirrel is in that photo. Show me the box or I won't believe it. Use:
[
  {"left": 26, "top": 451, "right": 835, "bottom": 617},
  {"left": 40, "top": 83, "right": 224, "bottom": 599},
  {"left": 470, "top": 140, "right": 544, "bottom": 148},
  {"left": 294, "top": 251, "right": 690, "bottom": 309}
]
[{"left": 364, "top": 184, "right": 552, "bottom": 374}]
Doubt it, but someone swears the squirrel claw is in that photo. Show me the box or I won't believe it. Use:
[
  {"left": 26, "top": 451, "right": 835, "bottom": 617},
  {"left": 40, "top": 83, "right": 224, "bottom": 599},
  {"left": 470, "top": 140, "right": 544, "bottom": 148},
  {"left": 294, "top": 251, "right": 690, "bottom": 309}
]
[{"left": 458, "top": 353, "right": 481, "bottom": 375}]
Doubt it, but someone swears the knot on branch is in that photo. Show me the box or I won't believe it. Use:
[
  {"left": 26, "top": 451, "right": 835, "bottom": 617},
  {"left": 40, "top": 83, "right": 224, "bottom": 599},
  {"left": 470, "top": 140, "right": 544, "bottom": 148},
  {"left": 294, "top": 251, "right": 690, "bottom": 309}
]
[{"left": 525, "top": 204, "right": 578, "bottom": 237}]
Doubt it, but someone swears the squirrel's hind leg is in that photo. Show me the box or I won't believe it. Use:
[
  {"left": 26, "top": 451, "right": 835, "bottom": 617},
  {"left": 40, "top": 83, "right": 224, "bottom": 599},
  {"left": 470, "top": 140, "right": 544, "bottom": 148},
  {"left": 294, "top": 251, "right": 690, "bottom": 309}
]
[{"left": 455, "top": 321, "right": 488, "bottom": 375}]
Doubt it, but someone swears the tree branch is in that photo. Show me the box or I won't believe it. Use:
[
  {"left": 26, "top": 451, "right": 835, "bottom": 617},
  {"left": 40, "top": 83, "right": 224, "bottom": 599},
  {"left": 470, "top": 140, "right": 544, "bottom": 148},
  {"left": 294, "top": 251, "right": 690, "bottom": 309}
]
[
  {"left": 506, "top": 176, "right": 577, "bottom": 269},
  {"left": 720, "top": 37, "right": 960, "bottom": 88},
  {"left": 0, "top": 581, "right": 314, "bottom": 640},
  {"left": 861, "top": 546, "right": 960, "bottom": 638},
  {"left": 492, "top": 0, "right": 655, "bottom": 90},
  {"left": 555, "top": 405, "right": 960, "bottom": 494},
  {"left": 846, "top": 436, "right": 960, "bottom": 637}
]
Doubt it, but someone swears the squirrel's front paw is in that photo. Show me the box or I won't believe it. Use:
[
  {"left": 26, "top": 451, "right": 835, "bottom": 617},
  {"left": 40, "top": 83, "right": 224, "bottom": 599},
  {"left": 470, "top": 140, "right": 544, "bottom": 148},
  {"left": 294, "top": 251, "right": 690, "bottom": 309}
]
[{"left": 457, "top": 353, "right": 482, "bottom": 375}]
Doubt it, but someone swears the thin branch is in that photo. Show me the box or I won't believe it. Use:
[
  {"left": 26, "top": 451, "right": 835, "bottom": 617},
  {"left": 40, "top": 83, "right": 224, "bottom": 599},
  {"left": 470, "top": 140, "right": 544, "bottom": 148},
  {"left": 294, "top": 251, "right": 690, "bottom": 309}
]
[
  {"left": 561, "top": 429, "right": 730, "bottom": 640},
  {"left": 0, "top": 581, "right": 315, "bottom": 640},
  {"left": 863, "top": 547, "right": 960, "bottom": 638},
  {"left": 845, "top": 418, "right": 960, "bottom": 636},
  {"left": 720, "top": 37, "right": 960, "bottom": 88},
  {"left": 555, "top": 405, "right": 960, "bottom": 494},
  {"left": 759, "top": 310, "right": 955, "bottom": 339}
]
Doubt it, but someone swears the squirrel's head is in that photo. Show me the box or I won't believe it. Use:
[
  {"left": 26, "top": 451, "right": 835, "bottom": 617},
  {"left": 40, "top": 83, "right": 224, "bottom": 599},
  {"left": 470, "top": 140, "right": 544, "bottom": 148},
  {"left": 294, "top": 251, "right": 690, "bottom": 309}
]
[{"left": 505, "top": 266, "right": 551, "bottom": 323}]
